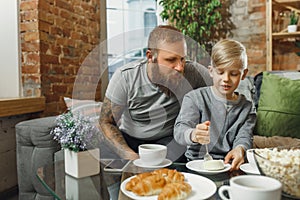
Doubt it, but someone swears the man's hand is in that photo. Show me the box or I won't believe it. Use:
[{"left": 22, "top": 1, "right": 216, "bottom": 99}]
[
  {"left": 224, "top": 146, "right": 245, "bottom": 171},
  {"left": 191, "top": 121, "right": 210, "bottom": 144},
  {"left": 123, "top": 151, "right": 139, "bottom": 160}
]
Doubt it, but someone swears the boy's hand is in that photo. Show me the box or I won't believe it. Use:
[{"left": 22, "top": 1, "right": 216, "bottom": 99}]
[
  {"left": 224, "top": 146, "right": 245, "bottom": 171},
  {"left": 191, "top": 121, "right": 210, "bottom": 144}
]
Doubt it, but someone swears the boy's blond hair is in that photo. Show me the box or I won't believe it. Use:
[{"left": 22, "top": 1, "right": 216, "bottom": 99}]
[{"left": 211, "top": 39, "right": 247, "bottom": 70}]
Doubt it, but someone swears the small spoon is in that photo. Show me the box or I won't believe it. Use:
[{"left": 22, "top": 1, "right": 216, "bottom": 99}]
[
  {"left": 204, "top": 144, "right": 213, "bottom": 161},
  {"left": 204, "top": 126, "right": 213, "bottom": 161}
]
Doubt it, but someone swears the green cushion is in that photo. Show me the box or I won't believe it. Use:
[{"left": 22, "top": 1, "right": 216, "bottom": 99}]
[{"left": 255, "top": 72, "right": 300, "bottom": 139}]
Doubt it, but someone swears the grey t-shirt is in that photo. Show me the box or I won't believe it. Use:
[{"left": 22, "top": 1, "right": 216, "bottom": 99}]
[{"left": 105, "top": 59, "right": 212, "bottom": 140}]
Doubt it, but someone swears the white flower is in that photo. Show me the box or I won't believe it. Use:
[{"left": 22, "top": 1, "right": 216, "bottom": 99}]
[{"left": 50, "top": 110, "right": 98, "bottom": 152}]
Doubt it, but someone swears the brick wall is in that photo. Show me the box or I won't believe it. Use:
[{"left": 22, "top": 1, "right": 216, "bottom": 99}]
[
  {"left": 230, "top": 0, "right": 267, "bottom": 76},
  {"left": 230, "top": 0, "right": 299, "bottom": 75},
  {"left": 273, "top": 41, "right": 300, "bottom": 70},
  {"left": 20, "top": 0, "right": 102, "bottom": 116},
  {"left": 20, "top": 0, "right": 40, "bottom": 98}
]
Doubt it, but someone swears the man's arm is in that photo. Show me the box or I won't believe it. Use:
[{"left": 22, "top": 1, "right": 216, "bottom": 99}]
[{"left": 99, "top": 97, "right": 139, "bottom": 160}]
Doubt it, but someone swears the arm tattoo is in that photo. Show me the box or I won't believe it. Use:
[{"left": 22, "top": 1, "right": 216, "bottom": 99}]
[{"left": 99, "top": 97, "right": 134, "bottom": 157}]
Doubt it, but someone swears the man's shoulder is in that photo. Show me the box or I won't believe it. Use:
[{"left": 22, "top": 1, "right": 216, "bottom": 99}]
[
  {"left": 185, "top": 60, "right": 207, "bottom": 71},
  {"left": 184, "top": 60, "right": 212, "bottom": 89},
  {"left": 118, "top": 59, "right": 147, "bottom": 73}
]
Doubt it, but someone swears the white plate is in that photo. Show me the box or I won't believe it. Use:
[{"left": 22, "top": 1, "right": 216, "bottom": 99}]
[
  {"left": 186, "top": 160, "right": 231, "bottom": 175},
  {"left": 133, "top": 159, "right": 172, "bottom": 168},
  {"left": 121, "top": 172, "right": 216, "bottom": 200},
  {"left": 239, "top": 163, "right": 260, "bottom": 175}
]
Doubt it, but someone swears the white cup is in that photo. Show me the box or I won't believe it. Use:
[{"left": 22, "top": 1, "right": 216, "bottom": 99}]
[
  {"left": 138, "top": 144, "right": 167, "bottom": 166},
  {"left": 218, "top": 175, "right": 282, "bottom": 200},
  {"left": 246, "top": 149, "right": 259, "bottom": 171}
]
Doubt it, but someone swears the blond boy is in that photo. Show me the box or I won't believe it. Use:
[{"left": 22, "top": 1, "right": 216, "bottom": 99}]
[{"left": 174, "top": 39, "right": 256, "bottom": 170}]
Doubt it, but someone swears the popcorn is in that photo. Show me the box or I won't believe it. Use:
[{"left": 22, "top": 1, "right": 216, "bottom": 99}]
[{"left": 255, "top": 148, "right": 300, "bottom": 198}]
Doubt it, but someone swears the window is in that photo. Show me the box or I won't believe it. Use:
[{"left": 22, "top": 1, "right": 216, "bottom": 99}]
[
  {"left": 144, "top": 8, "right": 157, "bottom": 36},
  {"left": 106, "top": 0, "right": 157, "bottom": 79},
  {"left": 0, "top": 1, "right": 20, "bottom": 98}
]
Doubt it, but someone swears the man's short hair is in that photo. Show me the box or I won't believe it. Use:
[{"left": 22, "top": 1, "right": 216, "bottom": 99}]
[{"left": 147, "top": 25, "right": 185, "bottom": 52}]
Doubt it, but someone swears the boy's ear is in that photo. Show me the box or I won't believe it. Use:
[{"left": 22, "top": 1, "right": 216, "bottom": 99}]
[
  {"left": 208, "top": 65, "right": 213, "bottom": 77},
  {"left": 241, "top": 68, "right": 248, "bottom": 80}
]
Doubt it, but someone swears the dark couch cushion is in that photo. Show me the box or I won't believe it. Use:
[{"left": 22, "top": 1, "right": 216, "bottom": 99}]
[
  {"left": 255, "top": 71, "right": 300, "bottom": 138},
  {"left": 236, "top": 76, "right": 255, "bottom": 105}
]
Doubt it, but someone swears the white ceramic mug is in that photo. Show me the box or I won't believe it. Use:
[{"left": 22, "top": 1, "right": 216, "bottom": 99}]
[
  {"left": 218, "top": 175, "right": 282, "bottom": 200},
  {"left": 138, "top": 144, "right": 167, "bottom": 166}
]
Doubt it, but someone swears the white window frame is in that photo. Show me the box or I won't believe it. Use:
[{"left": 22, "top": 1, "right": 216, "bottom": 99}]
[{"left": 0, "top": 1, "right": 21, "bottom": 98}]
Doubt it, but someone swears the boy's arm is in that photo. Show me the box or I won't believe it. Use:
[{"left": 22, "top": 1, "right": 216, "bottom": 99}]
[
  {"left": 225, "top": 102, "right": 256, "bottom": 171},
  {"left": 174, "top": 93, "right": 201, "bottom": 145},
  {"left": 99, "top": 97, "right": 138, "bottom": 160}
]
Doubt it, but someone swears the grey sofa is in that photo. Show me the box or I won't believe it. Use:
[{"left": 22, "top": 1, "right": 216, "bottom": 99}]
[
  {"left": 16, "top": 116, "right": 60, "bottom": 200},
  {"left": 16, "top": 116, "right": 121, "bottom": 200}
]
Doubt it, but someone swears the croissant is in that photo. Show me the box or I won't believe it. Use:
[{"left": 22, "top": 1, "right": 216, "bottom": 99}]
[
  {"left": 153, "top": 168, "right": 185, "bottom": 183},
  {"left": 131, "top": 174, "right": 167, "bottom": 196},
  {"left": 125, "top": 169, "right": 191, "bottom": 197},
  {"left": 158, "top": 182, "right": 192, "bottom": 200},
  {"left": 125, "top": 172, "right": 153, "bottom": 191}
]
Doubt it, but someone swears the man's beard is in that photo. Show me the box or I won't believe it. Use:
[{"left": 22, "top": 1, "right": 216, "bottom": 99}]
[{"left": 150, "top": 63, "right": 184, "bottom": 97}]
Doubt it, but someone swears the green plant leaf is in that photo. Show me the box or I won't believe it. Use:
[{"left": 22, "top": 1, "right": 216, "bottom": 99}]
[{"left": 159, "top": 0, "right": 223, "bottom": 53}]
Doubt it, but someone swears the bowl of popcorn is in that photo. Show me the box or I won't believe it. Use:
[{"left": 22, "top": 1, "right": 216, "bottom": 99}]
[{"left": 254, "top": 146, "right": 300, "bottom": 198}]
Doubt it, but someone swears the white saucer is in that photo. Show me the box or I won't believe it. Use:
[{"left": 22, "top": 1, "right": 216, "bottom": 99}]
[
  {"left": 239, "top": 163, "right": 260, "bottom": 175},
  {"left": 133, "top": 159, "right": 172, "bottom": 168},
  {"left": 186, "top": 160, "right": 231, "bottom": 175}
]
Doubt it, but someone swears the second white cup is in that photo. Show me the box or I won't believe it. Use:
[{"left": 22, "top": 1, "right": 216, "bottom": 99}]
[
  {"left": 218, "top": 175, "right": 282, "bottom": 200},
  {"left": 138, "top": 144, "right": 167, "bottom": 166}
]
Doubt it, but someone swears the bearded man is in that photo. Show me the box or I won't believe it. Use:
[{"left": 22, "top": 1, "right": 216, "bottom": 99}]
[{"left": 99, "top": 25, "right": 212, "bottom": 162}]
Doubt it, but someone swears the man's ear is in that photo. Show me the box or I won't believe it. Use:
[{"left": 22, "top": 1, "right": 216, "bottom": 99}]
[
  {"left": 241, "top": 68, "right": 248, "bottom": 80},
  {"left": 208, "top": 65, "right": 213, "bottom": 77},
  {"left": 146, "top": 50, "right": 153, "bottom": 63}
]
